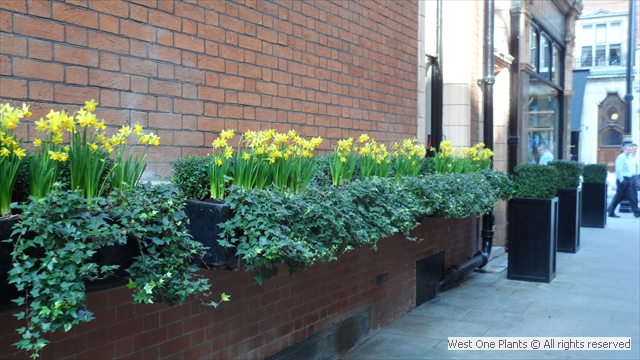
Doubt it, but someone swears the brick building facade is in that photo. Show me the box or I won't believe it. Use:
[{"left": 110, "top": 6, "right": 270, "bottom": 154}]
[{"left": 1, "top": 0, "right": 418, "bottom": 177}]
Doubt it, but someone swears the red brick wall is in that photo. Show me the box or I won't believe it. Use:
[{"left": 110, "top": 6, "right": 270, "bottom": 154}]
[
  {"left": 0, "top": 0, "right": 419, "bottom": 177},
  {"left": 0, "top": 216, "right": 478, "bottom": 360}
]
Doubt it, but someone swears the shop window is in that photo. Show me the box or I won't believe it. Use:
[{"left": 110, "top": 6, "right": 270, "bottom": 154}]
[{"left": 527, "top": 78, "right": 559, "bottom": 164}]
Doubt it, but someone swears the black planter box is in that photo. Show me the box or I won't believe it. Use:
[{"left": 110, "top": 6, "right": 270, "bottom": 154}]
[
  {"left": 507, "top": 197, "right": 558, "bottom": 283},
  {"left": 183, "top": 199, "right": 237, "bottom": 267},
  {"left": 581, "top": 183, "right": 607, "bottom": 228},
  {"left": 1, "top": 216, "right": 141, "bottom": 309},
  {"left": 85, "top": 236, "right": 141, "bottom": 293},
  {"left": 556, "top": 188, "right": 581, "bottom": 253},
  {"left": 1, "top": 216, "right": 21, "bottom": 310}
]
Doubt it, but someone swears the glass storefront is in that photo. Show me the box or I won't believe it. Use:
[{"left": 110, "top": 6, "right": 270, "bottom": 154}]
[
  {"left": 527, "top": 22, "right": 564, "bottom": 164},
  {"left": 527, "top": 77, "right": 559, "bottom": 164}
]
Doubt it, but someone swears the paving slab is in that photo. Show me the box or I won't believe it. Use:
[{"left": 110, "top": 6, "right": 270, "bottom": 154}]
[{"left": 339, "top": 215, "right": 640, "bottom": 360}]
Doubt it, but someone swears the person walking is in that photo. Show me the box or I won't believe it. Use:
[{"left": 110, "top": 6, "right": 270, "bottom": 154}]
[{"left": 608, "top": 144, "right": 640, "bottom": 218}]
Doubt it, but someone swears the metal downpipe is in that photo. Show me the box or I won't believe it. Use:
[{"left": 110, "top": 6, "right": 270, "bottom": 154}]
[{"left": 439, "top": 0, "right": 495, "bottom": 292}]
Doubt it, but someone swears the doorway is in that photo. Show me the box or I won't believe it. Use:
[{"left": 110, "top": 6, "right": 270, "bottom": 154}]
[{"left": 597, "top": 92, "right": 625, "bottom": 171}]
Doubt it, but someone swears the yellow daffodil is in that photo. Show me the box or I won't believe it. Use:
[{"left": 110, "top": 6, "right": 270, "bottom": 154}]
[
  {"left": 220, "top": 129, "right": 235, "bottom": 140},
  {"left": 22, "top": 104, "right": 32, "bottom": 118},
  {"left": 134, "top": 124, "right": 143, "bottom": 136},
  {"left": 35, "top": 118, "right": 49, "bottom": 132},
  {"left": 84, "top": 99, "right": 97, "bottom": 111}
]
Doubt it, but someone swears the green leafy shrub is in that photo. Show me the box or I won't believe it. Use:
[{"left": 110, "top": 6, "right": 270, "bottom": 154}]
[
  {"left": 512, "top": 164, "right": 558, "bottom": 199},
  {"left": 421, "top": 156, "right": 436, "bottom": 176},
  {"left": 548, "top": 160, "right": 583, "bottom": 189},
  {"left": 219, "top": 173, "right": 504, "bottom": 283},
  {"left": 420, "top": 173, "right": 498, "bottom": 217},
  {"left": 109, "top": 183, "right": 227, "bottom": 307},
  {"left": 582, "top": 163, "right": 607, "bottom": 183},
  {"left": 479, "top": 170, "right": 514, "bottom": 201},
  {"left": 7, "top": 183, "right": 227, "bottom": 358},
  {"left": 172, "top": 155, "right": 211, "bottom": 200},
  {"left": 8, "top": 187, "right": 125, "bottom": 357}
]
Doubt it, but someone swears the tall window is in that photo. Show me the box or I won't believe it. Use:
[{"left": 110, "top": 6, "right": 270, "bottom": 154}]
[
  {"left": 530, "top": 28, "right": 538, "bottom": 71},
  {"left": 581, "top": 22, "right": 623, "bottom": 67},
  {"left": 527, "top": 23, "right": 564, "bottom": 163},
  {"left": 540, "top": 35, "right": 550, "bottom": 75},
  {"left": 552, "top": 45, "right": 561, "bottom": 85},
  {"left": 530, "top": 25, "right": 562, "bottom": 82}
]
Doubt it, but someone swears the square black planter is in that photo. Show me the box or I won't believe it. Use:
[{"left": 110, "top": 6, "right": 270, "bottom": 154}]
[
  {"left": 581, "top": 183, "right": 607, "bottom": 228},
  {"left": 507, "top": 197, "right": 558, "bottom": 283},
  {"left": 1, "top": 216, "right": 21, "bottom": 310},
  {"left": 556, "top": 188, "right": 581, "bottom": 253},
  {"left": 183, "top": 199, "right": 237, "bottom": 267}
]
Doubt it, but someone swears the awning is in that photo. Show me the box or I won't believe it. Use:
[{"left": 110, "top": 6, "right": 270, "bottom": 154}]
[{"left": 571, "top": 69, "right": 589, "bottom": 131}]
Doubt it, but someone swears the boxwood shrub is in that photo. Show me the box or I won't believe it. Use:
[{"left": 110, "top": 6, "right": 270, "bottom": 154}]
[
  {"left": 512, "top": 163, "right": 558, "bottom": 199},
  {"left": 172, "top": 155, "right": 211, "bottom": 200},
  {"left": 582, "top": 163, "right": 608, "bottom": 184},
  {"left": 548, "top": 160, "right": 583, "bottom": 189}
]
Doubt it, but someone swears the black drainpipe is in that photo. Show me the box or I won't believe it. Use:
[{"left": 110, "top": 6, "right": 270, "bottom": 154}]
[
  {"left": 507, "top": 1, "right": 521, "bottom": 175},
  {"left": 431, "top": 0, "right": 444, "bottom": 150},
  {"left": 439, "top": 0, "right": 495, "bottom": 292}
]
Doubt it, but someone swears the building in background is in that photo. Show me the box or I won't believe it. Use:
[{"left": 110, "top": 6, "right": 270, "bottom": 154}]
[
  {"left": 573, "top": 0, "right": 639, "bottom": 168},
  {"left": 418, "top": 0, "right": 582, "bottom": 247}
]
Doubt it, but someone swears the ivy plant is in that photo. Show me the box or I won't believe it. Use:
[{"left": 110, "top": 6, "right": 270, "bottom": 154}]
[
  {"left": 6, "top": 183, "right": 228, "bottom": 359},
  {"left": 219, "top": 173, "right": 507, "bottom": 284},
  {"left": 108, "top": 183, "right": 228, "bottom": 308},
  {"left": 8, "top": 187, "right": 124, "bottom": 358}
]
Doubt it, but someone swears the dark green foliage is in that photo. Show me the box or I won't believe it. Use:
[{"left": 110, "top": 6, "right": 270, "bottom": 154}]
[
  {"left": 10, "top": 157, "right": 30, "bottom": 206},
  {"left": 582, "top": 163, "right": 608, "bottom": 184},
  {"left": 308, "top": 155, "right": 332, "bottom": 187},
  {"left": 548, "top": 160, "right": 583, "bottom": 189},
  {"left": 512, "top": 164, "right": 559, "bottom": 199},
  {"left": 109, "top": 183, "right": 217, "bottom": 307},
  {"left": 419, "top": 173, "right": 498, "bottom": 218},
  {"left": 171, "top": 155, "right": 211, "bottom": 200},
  {"left": 8, "top": 187, "right": 124, "bottom": 357},
  {"left": 421, "top": 157, "right": 436, "bottom": 175},
  {"left": 478, "top": 170, "right": 514, "bottom": 201},
  {"left": 219, "top": 173, "right": 504, "bottom": 283},
  {"left": 7, "top": 183, "right": 225, "bottom": 358}
]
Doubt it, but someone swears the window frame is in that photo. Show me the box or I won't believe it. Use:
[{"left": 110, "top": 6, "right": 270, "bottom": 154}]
[
  {"left": 579, "top": 21, "right": 624, "bottom": 67},
  {"left": 529, "top": 23, "right": 564, "bottom": 90}
]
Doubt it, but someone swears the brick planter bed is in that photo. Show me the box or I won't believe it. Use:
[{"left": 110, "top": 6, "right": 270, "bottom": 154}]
[{"left": 0, "top": 216, "right": 478, "bottom": 359}]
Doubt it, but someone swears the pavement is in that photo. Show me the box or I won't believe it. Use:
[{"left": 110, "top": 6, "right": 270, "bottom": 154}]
[{"left": 340, "top": 211, "right": 640, "bottom": 359}]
